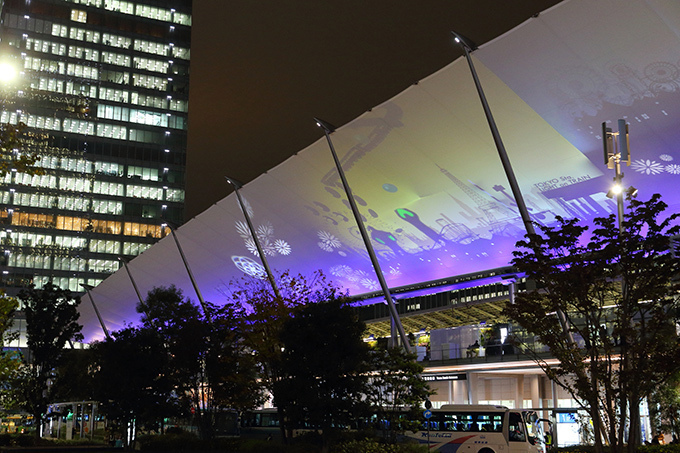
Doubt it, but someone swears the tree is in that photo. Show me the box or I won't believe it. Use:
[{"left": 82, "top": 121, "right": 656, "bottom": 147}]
[
  {"left": 135, "top": 285, "right": 262, "bottom": 440},
  {"left": 648, "top": 373, "right": 680, "bottom": 442},
  {"left": 90, "top": 325, "right": 176, "bottom": 446},
  {"left": 275, "top": 296, "right": 371, "bottom": 449},
  {"left": 17, "top": 283, "right": 83, "bottom": 434},
  {"left": 0, "top": 291, "right": 20, "bottom": 408},
  {"left": 505, "top": 192, "right": 680, "bottom": 453},
  {"left": 228, "top": 270, "right": 339, "bottom": 442},
  {"left": 366, "top": 346, "right": 433, "bottom": 442},
  {"left": 0, "top": 122, "right": 43, "bottom": 176}
]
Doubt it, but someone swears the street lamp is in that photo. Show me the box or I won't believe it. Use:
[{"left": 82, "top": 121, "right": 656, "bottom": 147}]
[
  {"left": 602, "top": 119, "right": 631, "bottom": 232},
  {"left": 0, "top": 61, "right": 17, "bottom": 83}
]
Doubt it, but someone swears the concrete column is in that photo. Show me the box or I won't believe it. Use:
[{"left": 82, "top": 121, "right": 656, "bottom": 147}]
[
  {"left": 530, "top": 375, "right": 540, "bottom": 409},
  {"left": 467, "top": 372, "right": 478, "bottom": 404},
  {"left": 516, "top": 375, "right": 524, "bottom": 409}
]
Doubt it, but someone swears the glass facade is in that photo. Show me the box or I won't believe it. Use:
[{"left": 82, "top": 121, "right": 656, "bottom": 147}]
[{"left": 0, "top": 0, "right": 190, "bottom": 294}]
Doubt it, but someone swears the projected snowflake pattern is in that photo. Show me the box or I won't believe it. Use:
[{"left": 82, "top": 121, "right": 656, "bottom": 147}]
[
  {"left": 330, "top": 265, "right": 352, "bottom": 277},
  {"left": 389, "top": 266, "right": 402, "bottom": 276},
  {"left": 665, "top": 164, "right": 680, "bottom": 175},
  {"left": 317, "top": 231, "right": 341, "bottom": 252},
  {"left": 274, "top": 239, "right": 291, "bottom": 255},
  {"left": 631, "top": 159, "right": 664, "bottom": 175},
  {"left": 235, "top": 220, "right": 291, "bottom": 257},
  {"left": 318, "top": 241, "right": 335, "bottom": 252},
  {"left": 361, "top": 278, "right": 380, "bottom": 290},
  {"left": 660, "top": 154, "right": 673, "bottom": 162},
  {"left": 232, "top": 255, "right": 267, "bottom": 279}
]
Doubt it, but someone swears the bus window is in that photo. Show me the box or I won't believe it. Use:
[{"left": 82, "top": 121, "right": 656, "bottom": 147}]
[{"left": 509, "top": 412, "right": 527, "bottom": 442}]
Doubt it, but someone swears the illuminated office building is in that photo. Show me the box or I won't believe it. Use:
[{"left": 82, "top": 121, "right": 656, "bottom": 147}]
[{"left": 0, "top": 0, "right": 191, "bottom": 295}]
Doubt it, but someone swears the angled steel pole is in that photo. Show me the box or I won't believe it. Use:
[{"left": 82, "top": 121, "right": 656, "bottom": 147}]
[
  {"left": 163, "top": 221, "right": 212, "bottom": 322},
  {"left": 225, "top": 176, "right": 282, "bottom": 301},
  {"left": 118, "top": 256, "right": 145, "bottom": 306},
  {"left": 315, "top": 117, "right": 411, "bottom": 352},
  {"left": 80, "top": 284, "right": 111, "bottom": 340},
  {"left": 451, "top": 31, "right": 574, "bottom": 344}
]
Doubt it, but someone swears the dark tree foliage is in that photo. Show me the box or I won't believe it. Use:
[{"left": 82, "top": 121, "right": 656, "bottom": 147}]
[
  {"left": 90, "top": 326, "right": 176, "bottom": 445},
  {"left": 205, "top": 301, "right": 265, "bottom": 415},
  {"left": 0, "top": 122, "right": 43, "bottom": 176},
  {"left": 0, "top": 291, "right": 20, "bottom": 409},
  {"left": 227, "top": 270, "right": 343, "bottom": 442},
  {"left": 16, "top": 283, "right": 83, "bottom": 434},
  {"left": 135, "top": 285, "right": 262, "bottom": 440},
  {"left": 505, "top": 192, "right": 680, "bottom": 453},
  {"left": 366, "top": 346, "right": 434, "bottom": 441},
  {"left": 275, "top": 296, "right": 371, "bottom": 448}
]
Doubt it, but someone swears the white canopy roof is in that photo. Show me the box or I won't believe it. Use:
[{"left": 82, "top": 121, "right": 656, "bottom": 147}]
[{"left": 80, "top": 0, "right": 680, "bottom": 342}]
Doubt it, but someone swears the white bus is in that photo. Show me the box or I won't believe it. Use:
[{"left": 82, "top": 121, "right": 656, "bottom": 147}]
[{"left": 403, "top": 404, "right": 552, "bottom": 453}]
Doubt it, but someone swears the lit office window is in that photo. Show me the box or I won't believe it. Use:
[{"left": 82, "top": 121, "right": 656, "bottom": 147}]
[
  {"left": 23, "top": 56, "right": 65, "bottom": 75},
  {"left": 102, "top": 33, "right": 132, "bottom": 49},
  {"left": 68, "top": 46, "right": 99, "bottom": 62},
  {"left": 92, "top": 180, "right": 124, "bottom": 196},
  {"left": 51, "top": 24, "right": 68, "bottom": 38},
  {"left": 57, "top": 196, "right": 89, "bottom": 211},
  {"left": 128, "top": 129, "right": 163, "bottom": 143},
  {"left": 126, "top": 185, "right": 162, "bottom": 200},
  {"left": 96, "top": 123, "right": 126, "bottom": 140},
  {"left": 97, "top": 104, "right": 129, "bottom": 122},
  {"left": 0, "top": 111, "right": 18, "bottom": 124},
  {"left": 171, "top": 46, "right": 190, "bottom": 60},
  {"left": 130, "top": 92, "right": 165, "bottom": 109},
  {"left": 63, "top": 118, "right": 95, "bottom": 135},
  {"left": 88, "top": 219, "right": 121, "bottom": 235},
  {"left": 123, "top": 242, "right": 151, "bottom": 255},
  {"left": 66, "top": 63, "right": 98, "bottom": 80},
  {"left": 127, "top": 166, "right": 159, "bottom": 181},
  {"left": 94, "top": 162, "right": 121, "bottom": 176},
  {"left": 105, "top": 0, "right": 134, "bottom": 15},
  {"left": 54, "top": 236, "right": 85, "bottom": 249},
  {"left": 166, "top": 188, "right": 184, "bottom": 202},
  {"left": 68, "top": 27, "right": 100, "bottom": 43},
  {"left": 91, "top": 199, "right": 122, "bottom": 215},
  {"left": 66, "top": 81, "right": 96, "bottom": 97},
  {"left": 9, "top": 253, "right": 51, "bottom": 270},
  {"left": 102, "top": 51, "right": 131, "bottom": 67},
  {"left": 169, "top": 99, "right": 187, "bottom": 112},
  {"left": 35, "top": 77, "right": 65, "bottom": 94},
  {"left": 59, "top": 177, "right": 91, "bottom": 193},
  {"left": 129, "top": 109, "right": 166, "bottom": 127},
  {"left": 135, "top": 4, "right": 171, "bottom": 22},
  {"left": 123, "top": 222, "right": 161, "bottom": 238},
  {"left": 132, "top": 73, "right": 167, "bottom": 91},
  {"left": 24, "top": 114, "right": 60, "bottom": 131},
  {"left": 89, "top": 259, "right": 119, "bottom": 273},
  {"left": 133, "top": 39, "right": 168, "bottom": 57},
  {"left": 172, "top": 12, "right": 191, "bottom": 26},
  {"left": 133, "top": 57, "right": 168, "bottom": 73},
  {"left": 70, "top": 9, "right": 87, "bottom": 23}
]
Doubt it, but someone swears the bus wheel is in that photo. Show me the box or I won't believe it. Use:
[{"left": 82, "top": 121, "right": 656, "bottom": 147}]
[{"left": 479, "top": 448, "right": 496, "bottom": 453}]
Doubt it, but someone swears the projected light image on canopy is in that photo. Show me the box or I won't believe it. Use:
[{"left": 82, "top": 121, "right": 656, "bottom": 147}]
[{"left": 80, "top": 0, "right": 680, "bottom": 342}]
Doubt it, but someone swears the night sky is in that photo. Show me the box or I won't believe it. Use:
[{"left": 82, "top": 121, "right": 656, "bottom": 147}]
[{"left": 185, "top": 1, "right": 563, "bottom": 220}]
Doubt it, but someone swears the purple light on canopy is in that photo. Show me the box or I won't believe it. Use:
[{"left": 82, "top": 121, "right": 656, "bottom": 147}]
[{"left": 79, "top": 0, "right": 680, "bottom": 342}]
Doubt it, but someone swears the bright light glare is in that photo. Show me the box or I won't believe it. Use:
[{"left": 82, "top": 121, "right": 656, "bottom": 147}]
[
  {"left": 611, "top": 184, "right": 623, "bottom": 194},
  {"left": 0, "top": 62, "right": 17, "bottom": 82},
  {"left": 455, "top": 37, "right": 461, "bottom": 43}
]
